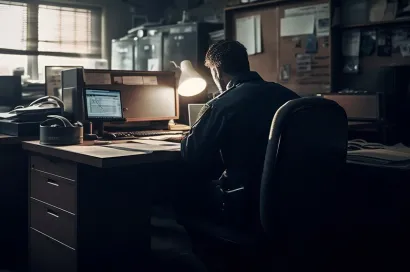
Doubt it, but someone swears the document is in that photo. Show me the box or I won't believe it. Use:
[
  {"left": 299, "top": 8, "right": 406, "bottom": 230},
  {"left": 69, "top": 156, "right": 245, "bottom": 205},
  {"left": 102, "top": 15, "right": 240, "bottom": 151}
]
[
  {"left": 235, "top": 15, "right": 262, "bottom": 55},
  {"left": 84, "top": 73, "right": 111, "bottom": 85},
  {"left": 113, "top": 76, "right": 123, "bottom": 84},
  {"left": 280, "top": 15, "right": 315, "bottom": 37},
  {"left": 58, "top": 145, "right": 147, "bottom": 158},
  {"left": 129, "top": 139, "right": 180, "bottom": 147},
  {"left": 108, "top": 143, "right": 179, "bottom": 152},
  {"left": 143, "top": 76, "right": 158, "bottom": 85},
  {"left": 316, "top": 10, "right": 330, "bottom": 37},
  {"left": 148, "top": 58, "right": 160, "bottom": 71},
  {"left": 284, "top": 3, "right": 330, "bottom": 37},
  {"left": 285, "top": 5, "right": 317, "bottom": 17},
  {"left": 122, "top": 76, "right": 143, "bottom": 85},
  {"left": 296, "top": 54, "right": 312, "bottom": 73}
]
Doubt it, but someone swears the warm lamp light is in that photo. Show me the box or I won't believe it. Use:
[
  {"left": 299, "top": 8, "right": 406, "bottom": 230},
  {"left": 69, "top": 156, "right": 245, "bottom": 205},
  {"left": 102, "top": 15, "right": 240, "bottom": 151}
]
[{"left": 171, "top": 60, "right": 207, "bottom": 97}]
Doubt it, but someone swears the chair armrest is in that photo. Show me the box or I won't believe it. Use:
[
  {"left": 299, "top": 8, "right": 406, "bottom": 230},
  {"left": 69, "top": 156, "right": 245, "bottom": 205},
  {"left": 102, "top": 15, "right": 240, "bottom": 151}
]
[{"left": 225, "top": 187, "right": 245, "bottom": 194}]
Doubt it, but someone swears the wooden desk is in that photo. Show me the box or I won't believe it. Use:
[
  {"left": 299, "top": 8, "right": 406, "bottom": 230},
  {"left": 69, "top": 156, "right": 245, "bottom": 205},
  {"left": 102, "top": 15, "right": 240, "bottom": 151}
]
[
  {"left": 0, "top": 134, "right": 29, "bottom": 272},
  {"left": 22, "top": 141, "right": 181, "bottom": 272}
]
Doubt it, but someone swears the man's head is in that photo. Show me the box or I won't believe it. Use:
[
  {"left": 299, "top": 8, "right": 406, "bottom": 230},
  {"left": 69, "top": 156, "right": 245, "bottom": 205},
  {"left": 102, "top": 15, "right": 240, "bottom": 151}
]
[{"left": 205, "top": 40, "right": 250, "bottom": 92}]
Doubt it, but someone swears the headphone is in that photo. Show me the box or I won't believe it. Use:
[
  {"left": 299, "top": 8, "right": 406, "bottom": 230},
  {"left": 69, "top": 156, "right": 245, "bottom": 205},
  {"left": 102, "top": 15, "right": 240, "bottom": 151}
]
[
  {"left": 41, "top": 115, "right": 83, "bottom": 128},
  {"left": 40, "top": 115, "right": 83, "bottom": 145}
]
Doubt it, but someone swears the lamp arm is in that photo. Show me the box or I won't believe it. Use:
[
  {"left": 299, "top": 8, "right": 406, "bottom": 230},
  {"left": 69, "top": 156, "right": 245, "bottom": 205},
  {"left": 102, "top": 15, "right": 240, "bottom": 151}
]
[{"left": 170, "top": 61, "right": 180, "bottom": 69}]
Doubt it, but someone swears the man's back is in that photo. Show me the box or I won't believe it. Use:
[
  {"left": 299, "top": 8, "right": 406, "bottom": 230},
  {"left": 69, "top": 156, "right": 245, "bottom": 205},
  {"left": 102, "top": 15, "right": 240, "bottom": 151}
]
[
  {"left": 181, "top": 72, "right": 299, "bottom": 222},
  {"left": 211, "top": 72, "right": 299, "bottom": 193}
]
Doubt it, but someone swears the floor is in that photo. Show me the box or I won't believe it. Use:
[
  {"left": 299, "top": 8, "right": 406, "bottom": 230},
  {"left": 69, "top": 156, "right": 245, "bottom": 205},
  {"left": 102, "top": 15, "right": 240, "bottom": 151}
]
[{"left": 150, "top": 206, "right": 208, "bottom": 272}]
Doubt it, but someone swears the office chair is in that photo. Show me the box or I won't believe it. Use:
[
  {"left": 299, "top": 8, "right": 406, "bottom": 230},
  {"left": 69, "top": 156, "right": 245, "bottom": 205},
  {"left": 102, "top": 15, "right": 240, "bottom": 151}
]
[{"left": 184, "top": 97, "right": 348, "bottom": 272}]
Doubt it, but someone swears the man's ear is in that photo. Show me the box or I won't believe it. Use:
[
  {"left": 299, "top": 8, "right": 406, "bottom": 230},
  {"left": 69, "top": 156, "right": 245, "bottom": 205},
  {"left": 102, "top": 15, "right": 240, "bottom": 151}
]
[{"left": 214, "top": 68, "right": 222, "bottom": 81}]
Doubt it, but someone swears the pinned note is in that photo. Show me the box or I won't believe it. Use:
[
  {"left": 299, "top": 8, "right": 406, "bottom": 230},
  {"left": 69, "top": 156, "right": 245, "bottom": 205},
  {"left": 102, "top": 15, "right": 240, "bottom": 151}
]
[
  {"left": 113, "top": 77, "right": 123, "bottom": 84},
  {"left": 280, "top": 15, "right": 315, "bottom": 37},
  {"left": 143, "top": 76, "right": 158, "bottom": 85},
  {"left": 122, "top": 76, "right": 143, "bottom": 85},
  {"left": 235, "top": 15, "right": 262, "bottom": 55},
  {"left": 84, "top": 73, "right": 111, "bottom": 85}
]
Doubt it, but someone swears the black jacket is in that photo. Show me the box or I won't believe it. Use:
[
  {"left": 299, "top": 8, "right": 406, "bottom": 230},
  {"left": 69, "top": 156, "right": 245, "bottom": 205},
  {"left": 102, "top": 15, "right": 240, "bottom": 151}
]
[{"left": 181, "top": 72, "right": 299, "bottom": 212}]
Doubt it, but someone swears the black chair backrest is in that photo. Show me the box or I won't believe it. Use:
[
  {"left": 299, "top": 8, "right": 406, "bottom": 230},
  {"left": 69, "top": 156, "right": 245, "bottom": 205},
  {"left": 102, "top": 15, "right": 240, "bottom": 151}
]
[{"left": 260, "top": 97, "right": 348, "bottom": 240}]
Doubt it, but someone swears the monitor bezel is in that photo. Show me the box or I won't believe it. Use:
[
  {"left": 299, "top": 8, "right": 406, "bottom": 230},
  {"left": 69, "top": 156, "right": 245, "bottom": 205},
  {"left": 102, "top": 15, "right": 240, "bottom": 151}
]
[
  {"left": 83, "top": 69, "right": 179, "bottom": 122},
  {"left": 83, "top": 88, "right": 125, "bottom": 122}
]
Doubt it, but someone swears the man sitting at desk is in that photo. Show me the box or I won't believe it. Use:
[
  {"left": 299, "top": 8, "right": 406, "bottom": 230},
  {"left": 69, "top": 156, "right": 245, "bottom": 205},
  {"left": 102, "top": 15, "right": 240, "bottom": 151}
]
[{"left": 179, "top": 40, "right": 299, "bottom": 229}]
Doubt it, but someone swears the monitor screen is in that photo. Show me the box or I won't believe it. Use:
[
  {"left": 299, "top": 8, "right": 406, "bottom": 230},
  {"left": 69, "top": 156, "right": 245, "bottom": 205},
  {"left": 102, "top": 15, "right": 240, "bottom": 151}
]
[
  {"left": 84, "top": 89, "right": 123, "bottom": 120},
  {"left": 322, "top": 94, "right": 379, "bottom": 120},
  {"left": 188, "top": 104, "right": 205, "bottom": 126}
]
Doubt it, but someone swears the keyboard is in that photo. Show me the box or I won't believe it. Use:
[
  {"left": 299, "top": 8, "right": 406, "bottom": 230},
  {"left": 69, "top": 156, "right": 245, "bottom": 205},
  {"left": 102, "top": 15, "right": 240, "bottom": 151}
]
[{"left": 103, "top": 130, "right": 184, "bottom": 140}]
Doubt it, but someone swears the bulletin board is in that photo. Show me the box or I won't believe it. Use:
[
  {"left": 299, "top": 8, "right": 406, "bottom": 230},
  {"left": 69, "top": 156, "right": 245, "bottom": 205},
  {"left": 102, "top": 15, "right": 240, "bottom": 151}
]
[
  {"left": 225, "top": 2, "right": 280, "bottom": 83},
  {"left": 225, "top": 0, "right": 331, "bottom": 96},
  {"left": 277, "top": 0, "right": 331, "bottom": 96}
]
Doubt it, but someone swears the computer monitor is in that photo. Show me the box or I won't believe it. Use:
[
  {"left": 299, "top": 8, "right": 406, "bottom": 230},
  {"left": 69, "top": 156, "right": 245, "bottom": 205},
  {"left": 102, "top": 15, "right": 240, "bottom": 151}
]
[
  {"left": 45, "top": 66, "right": 82, "bottom": 98},
  {"left": 320, "top": 93, "right": 380, "bottom": 121},
  {"left": 188, "top": 104, "right": 205, "bottom": 126},
  {"left": 0, "top": 76, "right": 22, "bottom": 110},
  {"left": 83, "top": 88, "right": 124, "bottom": 122}
]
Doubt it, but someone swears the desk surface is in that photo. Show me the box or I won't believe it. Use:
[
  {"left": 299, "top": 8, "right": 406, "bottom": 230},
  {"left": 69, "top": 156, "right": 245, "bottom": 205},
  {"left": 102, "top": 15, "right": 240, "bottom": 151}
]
[
  {"left": 0, "top": 134, "right": 27, "bottom": 145},
  {"left": 22, "top": 140, "right": 181, "bottom": 168}
]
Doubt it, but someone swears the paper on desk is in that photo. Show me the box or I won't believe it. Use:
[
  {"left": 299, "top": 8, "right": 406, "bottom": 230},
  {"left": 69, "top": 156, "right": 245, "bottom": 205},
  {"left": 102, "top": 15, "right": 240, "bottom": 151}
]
[
  {"left": 280, "top": 15, "right": 315, "bottom": 37},
  {"left": 109, "top": 143, "right": 179, "bottom": 152},
  {"left": 129, "top": 139, "right": 180, "bottom": 147},
  {"left": 57, "top": 145, "right": 147, "bottom": 158},
  {"left": 348, "top": 149, "right": 410, "bottom": 162},
  {"left": 138, "top": 134, "right": 184, "bottom": 141}
]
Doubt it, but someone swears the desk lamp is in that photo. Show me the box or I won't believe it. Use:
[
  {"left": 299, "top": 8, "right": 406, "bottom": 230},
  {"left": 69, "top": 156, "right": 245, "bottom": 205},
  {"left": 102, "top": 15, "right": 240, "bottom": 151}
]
[
  {"left": 169, "top": 60, "right": 207, "bottom": 130},
  {"left": 171, "top": 60, "right": 207, "bottom": 97}
]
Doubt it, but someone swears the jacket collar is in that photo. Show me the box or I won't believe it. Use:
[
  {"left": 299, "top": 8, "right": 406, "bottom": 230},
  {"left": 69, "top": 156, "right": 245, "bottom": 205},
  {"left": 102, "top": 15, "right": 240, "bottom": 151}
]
[{"left": 226, "top": 71, "right": 264, "bottom": 89}]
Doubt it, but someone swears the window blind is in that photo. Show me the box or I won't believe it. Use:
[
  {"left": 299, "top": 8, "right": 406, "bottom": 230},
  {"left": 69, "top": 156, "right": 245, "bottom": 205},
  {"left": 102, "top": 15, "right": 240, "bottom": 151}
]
[
  {"left": 38, "top": 4, "right": 101, "bottom": 55},
  {"left": 0, "top": 1, "right": 27, "bottom": 50}
]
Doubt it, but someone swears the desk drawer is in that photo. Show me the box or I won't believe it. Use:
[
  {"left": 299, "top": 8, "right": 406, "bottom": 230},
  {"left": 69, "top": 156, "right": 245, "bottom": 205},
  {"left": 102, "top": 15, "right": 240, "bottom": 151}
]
[
  {"left": 30, "top": 228, "right": 76, "bottom": 272},
  {"left": 31, "top": 169, "right": 76, "bottom": 213},
  {"left": 30, "top": 199, "right": 76, "bottom": 248},
  {"left": 30, "top": 155, "right": 77, "bottom": 181}
]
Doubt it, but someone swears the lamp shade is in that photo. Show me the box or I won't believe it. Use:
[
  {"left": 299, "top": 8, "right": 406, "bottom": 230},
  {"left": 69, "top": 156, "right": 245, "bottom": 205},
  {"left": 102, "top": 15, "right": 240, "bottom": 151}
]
[{"left": 177, "top": 60, "right": 207, "bottom": 97}]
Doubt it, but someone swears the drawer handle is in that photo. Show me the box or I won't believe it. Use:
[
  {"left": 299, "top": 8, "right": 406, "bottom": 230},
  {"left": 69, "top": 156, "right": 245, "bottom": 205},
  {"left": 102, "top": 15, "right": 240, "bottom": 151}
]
[
  {"left": 47, "top": 209, "right": 59, "bottom": 218},
  {"left": 47, "top": 179, "right": 59, "bottom": 187}
]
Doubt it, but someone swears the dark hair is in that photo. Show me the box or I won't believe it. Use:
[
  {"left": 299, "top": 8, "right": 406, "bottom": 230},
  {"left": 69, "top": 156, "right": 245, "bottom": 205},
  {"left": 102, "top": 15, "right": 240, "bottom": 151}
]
[{"left": 204, "top": 40, "right": 250, "bottom": 75}]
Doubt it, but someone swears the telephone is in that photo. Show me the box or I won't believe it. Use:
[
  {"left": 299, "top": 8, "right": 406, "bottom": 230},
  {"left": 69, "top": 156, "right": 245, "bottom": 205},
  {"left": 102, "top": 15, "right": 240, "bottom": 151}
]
[{"left": 0, "top": 96, "right": 64, "bottom": 122}]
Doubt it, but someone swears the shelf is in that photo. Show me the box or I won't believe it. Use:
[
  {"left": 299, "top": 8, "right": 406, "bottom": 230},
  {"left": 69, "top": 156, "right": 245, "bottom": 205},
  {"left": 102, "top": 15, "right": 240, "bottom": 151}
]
[
  {"left": 225, "top": 0, "right": 290, "bottom": 12},
  {"left": 338, "top": 18, "right": 410, "bottom": 29}
]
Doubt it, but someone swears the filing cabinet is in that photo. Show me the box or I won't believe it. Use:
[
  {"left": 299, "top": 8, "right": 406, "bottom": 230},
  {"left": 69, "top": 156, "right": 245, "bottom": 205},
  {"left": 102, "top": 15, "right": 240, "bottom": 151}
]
[
  {"left": 29, "top": 155, "right": 78, "bottom": 272},
  {"left": 28, "top": 151, "right": 152, "bottom": 272}
]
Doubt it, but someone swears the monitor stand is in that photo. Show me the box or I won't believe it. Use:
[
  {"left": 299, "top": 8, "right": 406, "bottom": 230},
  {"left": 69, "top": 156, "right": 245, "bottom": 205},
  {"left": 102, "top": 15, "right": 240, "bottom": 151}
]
[{"left": 84, "top": 121, "right": 104, "bottom": 140}]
